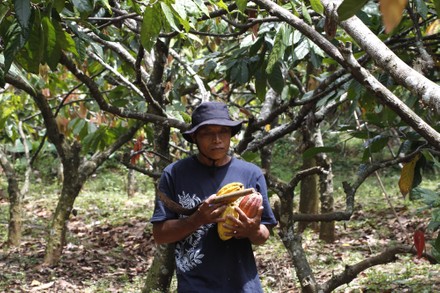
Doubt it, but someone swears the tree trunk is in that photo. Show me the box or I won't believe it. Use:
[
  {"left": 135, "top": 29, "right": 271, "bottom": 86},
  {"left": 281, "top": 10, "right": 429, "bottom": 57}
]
[
  {"left": 142, "top": 243, "right": 176, "bottom": 293},
  {"left": 298, "top": 156, "right": 319, "bottom": 232},
  {"left": 0, "top": 149, "right": 23, "bottom": 247},
  {"left": 44, "top": 156, "right": 83, "bottom": 266},
  {"left": 143, "top": 123, "right": 174, "bottom": 291},
  {"left": 127, "top": 168, "right": 136, "bottom": 197},
  {"left": 298, "top": 123, "right": 320, "bottom": 233},
  {"left": 278, "top": 189, "right": 318, "bottom": 292},
  {"left": 143, "top": 38, "right": 175, "bottom": 292},
  {"left": 315, "top": 129, "right": 335, "bottom": 243},
  {"left": 42, "top": 122, "right": 141, "bottom": 266}
]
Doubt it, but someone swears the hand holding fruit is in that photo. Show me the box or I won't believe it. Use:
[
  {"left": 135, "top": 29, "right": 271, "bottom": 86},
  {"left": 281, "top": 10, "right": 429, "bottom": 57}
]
[
  {"left": 194, "top": 194, "right": 227, "bottom": 226},
  {"left": 217, "top": 185, "right": 264, "bottom": 240}
]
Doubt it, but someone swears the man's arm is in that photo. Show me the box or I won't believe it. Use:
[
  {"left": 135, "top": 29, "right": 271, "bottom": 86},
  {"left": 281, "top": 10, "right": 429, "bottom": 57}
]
[{"left": 153, "top": 194, "right": 227, "bottom": 244}]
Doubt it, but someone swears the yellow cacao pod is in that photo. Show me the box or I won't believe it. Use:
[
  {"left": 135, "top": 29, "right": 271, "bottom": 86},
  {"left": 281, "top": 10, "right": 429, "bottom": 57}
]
[
  {"left": 216, "top": 182, "right": 244, "bottom": 197},
  {"left": 217, "top": 182, "right": 244, "bottom": 240},
  {"left": 218, "top": 204, "right": 239, "bottom": 241}
]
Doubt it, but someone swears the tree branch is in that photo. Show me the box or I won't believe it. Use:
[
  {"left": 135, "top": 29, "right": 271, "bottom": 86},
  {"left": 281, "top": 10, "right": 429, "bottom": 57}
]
[
  {"left": 322, "top": 0, "right": 440, "bottom": 113},
  {"left": 336, "top": 41, "right": 440, "bottom": 150},
  {"left": 252, "top": 0, "right": 440, "bottom": 151},
  {"left": 320, "top": 244, "right": 434, "bottom": 292},
  {"left": 58, "top": 53, "right": 186, "bottom": 130},
  {"left": 169, "top": 48, "right": 209, "bottom": 101}
]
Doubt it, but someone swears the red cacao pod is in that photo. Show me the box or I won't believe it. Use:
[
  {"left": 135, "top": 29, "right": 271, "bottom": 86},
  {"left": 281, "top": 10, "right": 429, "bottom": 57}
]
[{"left": 239, "top": 192, "right": 263, "bottom": 218}]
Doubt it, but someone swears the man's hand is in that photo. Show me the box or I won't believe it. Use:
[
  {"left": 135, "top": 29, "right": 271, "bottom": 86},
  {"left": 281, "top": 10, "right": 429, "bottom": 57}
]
[
  {"left": 221, "top": 206, "right": 270, "bottom": 245},
  {"left": 153, "top": 194, "right": 227, "bottom": 244},
  {"left": 192, "top": 194, "right": 228, "bottom": 227}
]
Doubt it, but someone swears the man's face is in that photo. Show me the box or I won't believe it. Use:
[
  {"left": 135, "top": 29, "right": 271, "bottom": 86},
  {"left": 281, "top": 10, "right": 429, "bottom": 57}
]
[{"left": 192, "top": 125, "right": 232, "bottom": 161}]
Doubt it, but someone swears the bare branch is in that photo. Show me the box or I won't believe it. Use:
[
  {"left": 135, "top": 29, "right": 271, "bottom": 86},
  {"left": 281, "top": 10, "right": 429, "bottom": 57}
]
[{"left": 320, "top": 245, "right": 433, "bottom": 292}]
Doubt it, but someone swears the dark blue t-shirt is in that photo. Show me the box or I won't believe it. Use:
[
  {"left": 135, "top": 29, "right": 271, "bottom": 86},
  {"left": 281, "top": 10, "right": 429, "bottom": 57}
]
[{"left": 150, "top": 156, "right": 277, "bottom": 293}]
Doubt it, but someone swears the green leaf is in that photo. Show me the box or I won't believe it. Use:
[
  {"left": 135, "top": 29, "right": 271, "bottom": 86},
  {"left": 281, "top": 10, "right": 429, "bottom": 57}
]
[
  {"left": 192, "top": 0, "right": 209, "bottom": 16},
  {"left": 72, "top": 0, "right": 93, "bottom": 17},
  {"left": 54, "top": 20, "right": 79, "bottom": 57},
  {"left": 53, "top": 0, "right": 65, "bottom": 13},
  {"left": 216, "top": 0, "right": 229, "bottom": 11},
  {"left": 0, "top": 3, "right": 10, "bottom": 25},
  {"left": 236, "top": 0, "right": 248, "bottom": 12},
  {"left": 266, "top": 25, "right": 287, "bottom": 74},
  {"left": 97, "top": 0, "right": 112, "bottom": 13},
  {"left": 255, "top": 68, "right": 267, "bottom": 102},
  {"left": 19, "top": 14, "right": 43, "bottom": 73},
  {"left": 230, "top": 60, "right": 249, "bottom": 84},
  {"left": 337, "top": 0, "right": 369, "bottom": 21},
  {"left": 69, "top": 117, "right": 86, "bottom": 136},
  {"left": 364, "top": 135, "right": 389, "bottom": 153},
  {"left": 3, "top": 21, "right": 27, "bottom": 75},
  {"left": 141, "top": 4, "right": 162, "bottom": 51},
  {"left": 414, "top": 0, "right": 428, "bottom": 19},
  {"left": 435, "top": 232, "right": 440, "bottom": 248},
  {"left": 301, "top": 2, "right": 312, "bottom": 24},
  {"left": 434, "top": 0, "right": 440, "bottom": 16},
  {"left": 432, "top": 238, "right": 440, "bottom": 263},
  {"left": 268, "top": 61, "right": 284, "bottom": 94},
  {"left": 310, "top": 48, "right": 322, "bottom": 68},
  {"left": 0, "top": 67, "right": 4, "bottom": 87},
  {"left": 241, "top": 150, "right": 260, "bottom": 163},
  {"left": 303, "top": 147, "right": 337, "bottom": 159},
  {"left": 427, "top": 208, "right": 440, "bottom": 231},
  {"left": 13, "top": 0, "right": 31, "bottom": 31},
  {"left": 42, "top": 16, "right": 60, "bottom": 70},
  {"left": 294, "top": 39, "right": 309, "bottom": 60},
  {"left": 0, "top": 54, "right": 35, "bottom": 93},
  {"left": 161, "top": 2, "right": 181, "bottom": 32},
  {"left": 82, "top": 126, "right": 109, "bottom": 151},
  {"left": 310, "top": 0, "right": 324, "bottom": 15},
  {"left": 172, "top": 0, "right": 194, "bottom": 32}
]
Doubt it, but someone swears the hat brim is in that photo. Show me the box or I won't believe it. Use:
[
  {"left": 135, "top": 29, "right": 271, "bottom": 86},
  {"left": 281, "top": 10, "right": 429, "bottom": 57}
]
[{"left": 182, "top": 119, "right": 242, "bottom": 143}]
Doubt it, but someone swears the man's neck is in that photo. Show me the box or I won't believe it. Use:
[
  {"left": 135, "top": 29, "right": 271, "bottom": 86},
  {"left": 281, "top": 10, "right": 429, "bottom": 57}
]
[{"left": 196, "top": 153, "right": 231, "bottom": 167}]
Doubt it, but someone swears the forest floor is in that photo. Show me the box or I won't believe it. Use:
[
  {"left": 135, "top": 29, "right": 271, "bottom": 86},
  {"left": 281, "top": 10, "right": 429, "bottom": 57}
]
[{"left": 1, "top": 176, "right": 440, "bottom": 292}]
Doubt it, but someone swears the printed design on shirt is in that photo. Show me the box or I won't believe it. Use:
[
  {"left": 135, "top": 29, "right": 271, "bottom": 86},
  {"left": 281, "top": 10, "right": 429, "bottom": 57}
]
[{"left": 175, "top": 191, "right": 212, "bottom": 273}]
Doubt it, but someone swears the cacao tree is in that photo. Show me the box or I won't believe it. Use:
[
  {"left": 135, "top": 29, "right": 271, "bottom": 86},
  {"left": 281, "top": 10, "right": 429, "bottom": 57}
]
[
  {"left": 1, "top": 0, "right": 439, "bottom": 291},
  {"left": 0, "top": 86, "right": 38, "bottom": 246}
]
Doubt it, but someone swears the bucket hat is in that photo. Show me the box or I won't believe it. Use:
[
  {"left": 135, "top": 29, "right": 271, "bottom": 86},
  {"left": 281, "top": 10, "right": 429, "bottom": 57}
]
[{"left": 182, "top": 101, "right": 242, "bottom": 143}]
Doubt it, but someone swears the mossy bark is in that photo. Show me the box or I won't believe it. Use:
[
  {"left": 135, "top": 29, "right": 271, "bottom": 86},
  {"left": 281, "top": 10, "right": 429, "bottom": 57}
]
[
  {"left": 0, "top": 149, "right": 23, "bottom": 247},
  {"left": 143, "top": 38, "right": 175, "bottom": 292},
  {"left": 43, "top": 142, "right": 83, "bottom": 266},
  {"left": 278, "top": 189, "right": 318, "bottom": 292},
  {"left": 142, "top": 243, "right": 176, "bottom": 293},
  {"left": 317, "top": 145, "right": 335, "bottom": 242},
  {"left": 298, "top": 156, "right": 319, "bottom": 232}
]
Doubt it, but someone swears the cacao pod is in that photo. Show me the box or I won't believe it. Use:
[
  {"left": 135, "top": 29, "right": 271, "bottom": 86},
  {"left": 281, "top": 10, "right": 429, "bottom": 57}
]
[
  {"left": 239, "top": 192, "right": 263, "bottom": 218},
  {"left": 216, "top": 182, "right": 244, "bottom": 197},
  {"left": 217, "top": 183, "right": 264, "bottom": 241},
  {"left": 217, "top": 182, "right": 244, "bottom": 240},
  {"left": 217, "top": 203, "right": 240, "bottom": 241}
]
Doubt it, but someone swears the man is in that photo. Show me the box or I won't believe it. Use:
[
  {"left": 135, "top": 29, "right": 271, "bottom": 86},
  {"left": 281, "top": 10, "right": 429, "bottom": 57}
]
[{"left": 150, "top": 101, "right": 277, "bottom": 292}]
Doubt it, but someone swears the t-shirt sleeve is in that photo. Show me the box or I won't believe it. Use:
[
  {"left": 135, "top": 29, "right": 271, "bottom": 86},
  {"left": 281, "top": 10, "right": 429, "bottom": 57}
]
[
  {"left": 150, "top": 169, "right": 178, "bottom": 223},
  {"left": 255, "top": 172, "right": 278, "bottom": 227}
]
